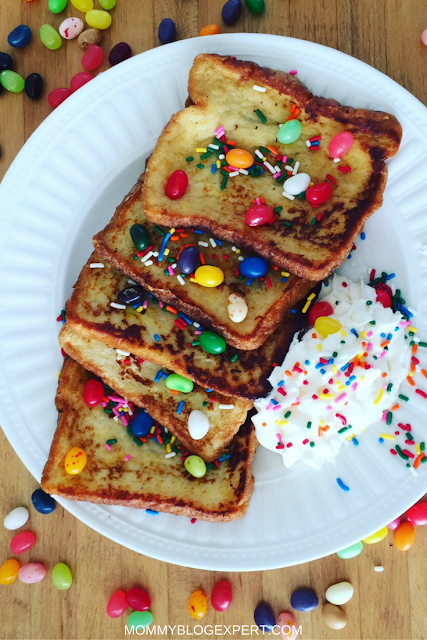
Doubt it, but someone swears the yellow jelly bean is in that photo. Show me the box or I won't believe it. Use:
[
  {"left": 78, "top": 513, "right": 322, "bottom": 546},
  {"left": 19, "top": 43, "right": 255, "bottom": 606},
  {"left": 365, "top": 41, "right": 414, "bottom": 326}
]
[
  {"left": 363, "top": 526, "right": 388, "bottom": 544},
  {"left": 71, "top": 0, "right": 93, "bottom": 11},
  {"left": 194, "top": 265, "right": 224, "bottom": 288},
  {"left": 0, "top": 559, "right": 20, "bottom": 585},
  {"left": 188, "top": 589, "right": 207, "bottom": 619},
  {"left": 85, "top": 9, "right": 112, "bottom": 30},
  {"left": 225, "top": 148, "right": 254, "bottom": 169},
  {"left": 394, "top": 522, "right": 415, "bottom": 551},
  {"left": 314, "top": 316, "right": 342, "bottom": 338},
  {"left": 65, "top": 447, "right": 87, "bottom": 475}
]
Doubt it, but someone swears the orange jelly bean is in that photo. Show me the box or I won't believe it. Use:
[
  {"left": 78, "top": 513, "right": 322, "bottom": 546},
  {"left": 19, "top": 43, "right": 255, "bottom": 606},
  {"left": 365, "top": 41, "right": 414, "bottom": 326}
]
[
  {"left": 65, "top": 447, "right": 87, "bottom": 475},
  {"left": 0, "top": 559, "right": 20, "bottom": 585},
  {"left": 199, "top": 24, "right": 221, "bottom": 36},
  {"left": 394, "top": 522, "right": 415, "bottom": 551},
  {"left": 225, "top": 148, "right": 254, "bottom": 169},
  {"left": 188, "top": 589, "right": 208, "bottom": 619}
]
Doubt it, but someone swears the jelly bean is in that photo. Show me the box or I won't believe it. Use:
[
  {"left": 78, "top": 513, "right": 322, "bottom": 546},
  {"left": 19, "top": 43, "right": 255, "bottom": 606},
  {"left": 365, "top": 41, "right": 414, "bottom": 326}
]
[
  {"left": 0, "top": 84, "right": 3, "bottom": 96},
  {"left": 130, "top": 224, "right": 150, "bottom": 251},
  {"left": 128, "top": 611, "right": 153, "bottom": 629},
  {"left": 226, "top": 148, "right": 253, "bottom": 168},
  {"left": 407, "top": 502, "right": 427, "bottom": 526},
  {"left": 0, "top": 52, "right": 13, "bottom": 72},
  {"left": 363, "top": 526, "right": 388, "bottom": 544},
  {"left": 109, "top": 42, "right": 132, "bottom": 66},
  {"left": 4, "top": 506, "right": 29, "bottom": 530},
  {"left": 0, "top": 559, "right": 20, "bottom": 585},
  {"left": 52, "top": 562, "right": 72, "bottom": 590},
  {"left": 290, "top": 588, "right": 318, "bottom": 612},
  {"left": 117, "top": 285, "right": 145, "bottom": 306},
  {"left": 245, "top": 0, "right": 265, "bottom": 14},
  {"left": 283, "top": 173, "right": 311, "bottom": 196},
  {"left": 48, "top": 87, "right": 72, "bottom": 108},
  {"left": 0, "top": 70, "right": 25, "bottom": 93},
  {"left": 25, "top": 73, "right": 43, "bottom": 100},
  {"left": 64, "top": 447, "right": 87, "bottom": 475},
  {"left": 158, "top": 18, "right": 176, "bottom": 45},
  {"left": 187, "top": 410, "right": 210, "bottom": 440},
  {"left": 82, "top": 44, "right": 104, "bottom": 70},
  {"left": 165, "top": 170, "right": 188, "bottom": 199},
  {"left": 199, "top": 24, "right": 221, "bottom": 36},
  {"left": 70, "top": 72, "right": 94, "bottom": 92},
  {"left": 239, "top": 256, "right": 268, "bottom": 278},
  {"left": 254, "top": 602, "right": 276, "bottom": 632},
  {"left": 322, "top": 603, "right": 348, "bottom": 630},
  {"left": 199, "top": 331, "right": 226, "bottom": 355},
  {"left": 211, "top": 579, "right": 232, "bottom": 612},
  {"left": 78, "top": 28, "right": 102, "bottom": 50},
  {"left": 184, "top": 456, "right": 207, "bottom": 478},
  {"left": 305, "top": 182, "right": 332, "bottom": 206},
  {"left": 49, "top": 0, "right": 68, "bottom": 13},
  {"left": 277, "top": 120, "right": 302, "bottom": 144},
  {"left": 178, "top": 245, "right": 200, "bottom": 274},
  {"left": 107, "top": 590, "right": 127, "bottom": 618},
  {"left": 83, "top": 378, "right": 104, "bottom": 407},
  {"left": 99, "top": 0, "right": 116, "bottom": 8},
  {"left": 8, "top": 25, "right": 32, "bottom": 49},
  {"left": 59, "top": 17, "right": 84, "bottom": 39},
  {"left": 314, "top": 316, "right": 342, "bottom": 338},
  {"left": 31, "top": 488, "right": 56, "bottom": 514},
  {"left": 375, "top": 287, "right": 392, "bottom": 308},
  {"left": 277, "top": 612, "right": 299, "bottom": 640},
  {"left": 86, "top": 10, "right": 112, "bottom": 30},
  {"left": 194, "top": 265, "right": 224, "bottom": 288},
  {"left": 71, "top": 0, "right": 93, "bottom": 11},
  {"left": 18, "top": 563, "right": 46, "bottom": 583},
  {"left": 394, "top": 522, "right": 415, "bottom": 551},
  {"left": 165, "top": 374, "right": 194, "bottom": 393},
  {"left": 39, "top": 25, "right": 62, "bottom": 51},
  {"left": 308, "top": 301, "right": 333, "bottom": 326},
  {"left": 188, "top": 589, "right": 208, "bottom": 619},
  {"left": 325, "top": 581, "right": 354, "bottom": 605},
  {"left": 244, "top": 204, "right": 274, "bottom": 227},
  {"left": 336, "top": 541, "right": 363, "bottom": 559},
  {"left": 11, "top": 531, "right": 36, "bottom": 554},
  {"left": 422, "top": 29, "right": 427, "bottom": 47},
  {"left": 131, "top": 411, "right": 154, "bottom": 438},
  {"left": 222, "top": 0, "right": 242, "bottom": 25},
  {"left": 126, "top": 587, "right": 151, "bottom": 611},
  {"left": 329, "top": 131, "right": 354, "bottom": 159},
  {"left": 387, "top": 516, "right": 401, "bottom": 530},
  {"left": 227, "top": 293, "right": 248, "bottom": 323}
]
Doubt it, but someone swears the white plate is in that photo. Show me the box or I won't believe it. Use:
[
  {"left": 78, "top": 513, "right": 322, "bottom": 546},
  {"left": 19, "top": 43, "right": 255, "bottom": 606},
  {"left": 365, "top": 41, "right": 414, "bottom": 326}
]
[{"left": 1, "top": 34, "right": 427, "bottom": 571}]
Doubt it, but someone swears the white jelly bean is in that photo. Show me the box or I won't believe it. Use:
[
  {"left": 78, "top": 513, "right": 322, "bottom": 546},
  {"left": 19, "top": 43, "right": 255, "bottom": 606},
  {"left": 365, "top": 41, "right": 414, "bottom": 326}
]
[
  {"left": 59, "top": 17, "right": 84, "bottom": 40},
  {"left": 283, "top": 173, "right": 311, "bottom": 196},
  {"left": 227, "top": 293, "right": 248, "bottom": 323},
  {"left": 4, "top": 506, "right": 29, "bottom": 530},
  {"left": 325, "top": 581, "right": 354, "bottom": 605},
  {"left": 188, "top": 410, "right": 210, "bottom": 440}
]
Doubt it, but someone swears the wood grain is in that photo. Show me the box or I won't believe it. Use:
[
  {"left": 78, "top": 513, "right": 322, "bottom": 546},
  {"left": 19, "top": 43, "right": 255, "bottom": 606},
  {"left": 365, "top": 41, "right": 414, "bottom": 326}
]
[{"left": 1, "top": 1, "right": 427, "bottom": 639}]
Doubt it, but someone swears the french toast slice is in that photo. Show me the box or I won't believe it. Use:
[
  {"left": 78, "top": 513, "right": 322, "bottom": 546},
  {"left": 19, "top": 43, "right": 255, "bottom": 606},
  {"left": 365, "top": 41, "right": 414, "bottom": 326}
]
[
  {"left": 41, "top": 358, "right": 257, "bottom": 521},
  {"left": 59, "top": 324, "right": 252, "bottom": 463},
  {"left": 93, "top": 175, "right": 314, "bottom": 350},
  {"left": 65, "top": 252, "right": 316, "bottom": 401},
  {"left": 142, "top": 54, "right": 402, "bottom": 280}
]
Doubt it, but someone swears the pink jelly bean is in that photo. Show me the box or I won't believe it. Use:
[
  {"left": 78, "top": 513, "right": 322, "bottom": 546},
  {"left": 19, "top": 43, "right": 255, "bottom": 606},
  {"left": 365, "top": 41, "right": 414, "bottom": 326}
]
[
  {"left": 165, "top": 170, "right": 188, "bottom": 199},
  {"left": 107, "top": 589, "right": 127, "bottom": 618},
  {"left": 211, "top": 579, "right": 233, "bottom": 612},
  {"left": 82, "top": 44, "right": 104, "bottom": 71},
  {"left": 328, "top": 131, "right": 354, "bottom": 158},
  {"left": 70, "top": 72, "right": 94, "bottom": 92},
  {"left": 244, "top": 204, "right": 274, "bottom": 227},
  {"left": 126, "top": 587, "right": 151, "bottom": 611},
  {"left": 277, "top": 612, "right": 299, "bottom": 640},
  {"left": 18, "top": 563, "right": 46, "bottom": 584},
  {"left": 387, "top": 516, "right": 401, "bottom": 530},
  {"left": 48, "top": 87, "right": 72, "bottom": 109},
  {"left": 10, "top": 531, "right": 36, "bottom": 555},
  {"left": 421, "top": 29, "right": 427, "bottom": 46},
  {"left": 406, "top": 502, "right": 427, "bottom": 526}
]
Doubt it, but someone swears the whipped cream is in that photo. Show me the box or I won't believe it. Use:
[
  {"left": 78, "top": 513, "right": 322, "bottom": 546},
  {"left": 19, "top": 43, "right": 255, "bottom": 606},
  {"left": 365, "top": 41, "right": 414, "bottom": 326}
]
[{"left": 253, "top": 275, "right": 412, "bottom": 469}]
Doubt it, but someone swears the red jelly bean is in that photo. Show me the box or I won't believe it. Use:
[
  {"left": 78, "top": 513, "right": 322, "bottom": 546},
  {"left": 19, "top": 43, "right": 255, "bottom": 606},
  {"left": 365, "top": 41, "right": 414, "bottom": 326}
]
[
  {"left": 83, "top": 379, "right": 104, "bottom": 407},
  {"left": 70, "top": 72, "right": 94, "bottom": 92},
  {"left": 165, "top": 170, "right": 188, "bottom": 199},
  {"left": 308, "top": 301, "right": 334, "bottom": 326},
  {"left": 306, "top": 181, "right": 332, "bottom": 206},
  {"left": 126, "top": 587, "right": 151, "bottom": 611},
  {"left": 107, "top": 589, "right": 127, "bottom": 618},
  {"left": 48, "top": 87, "right": 72, "bottom": 108},
  {"left": 10, "top": 531, "right": 36, "bottom": 555},
  {"left": 211, "top": 579, "right": 233, "bottom": 612},
  {"left": 244, "top": 204, "right": 274, "bottom": 227},
  {"left": 375, "top": 287, "right": 392, "bottom": 308},
  {"left": 406, "top": 502, "right": 427, "bottom": 526},
  {"left": 82, "top": 44, "right": 104, "bottom": 71}
]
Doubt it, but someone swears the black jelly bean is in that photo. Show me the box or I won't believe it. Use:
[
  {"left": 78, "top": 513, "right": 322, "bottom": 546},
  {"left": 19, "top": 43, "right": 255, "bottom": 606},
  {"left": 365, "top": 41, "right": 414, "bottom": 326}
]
[
  {"left": 25, "top": 73, "right": 43, "bottom": 100},
  {"left": 109, "top": 42, "right": 132, "bottom": 66},
  {"left": 0, "top": 52, "right": 13, "bottom": 72},
  {"left": 117, "top": 285, "right": 145, "bottom": 306}
]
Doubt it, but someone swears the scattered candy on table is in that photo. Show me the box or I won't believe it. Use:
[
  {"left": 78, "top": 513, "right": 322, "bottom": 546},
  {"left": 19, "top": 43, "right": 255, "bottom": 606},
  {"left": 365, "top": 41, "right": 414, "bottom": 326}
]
[
  {"left": 406, "top": 501, "right": 427, "bottom": 525},
  {"left": 211, "top": 579, "right": 233, "bottom": 612},
  {"left": 64, "top": 446, "right": 87, "bottom": 475},
  {"left": 325, "top": 581, "right": 354, "bottom": 605},
  {"left": 71, "top": 0, "right": 94, "bottom": 12},
  {"left": 126, "top": 587, "right": 151, "bottom": 611},
  {"left": 82, "top": 44, "right": 104, "bottom": 70},
  {"left": 52, "top": 563, "right": 73, "bottom": 590},
  {"left": 394, "top": 522, "right": 415, "bottom": 551},
  {"left": 363, "top": 526, "right": 388, "bottom": 544},
  {"left": 254, "top": 602, "right": 276, "bottom": 632},
  {"left": 244, "top": 0, "right": 265, "bottom": 14},
  {"left": 184, "top": 455, "right": 207, "bottom": 478},
  {"left": 290, "top": 588, "right": 318, "bottom": 612},
  {"left": 277, "top": 611, "right": 299, "bottom": 640},
  {"left": 10, "top": 531, "right": 36, "bottom": 555},
  {"left": 48, "top": 87, "right": 72, "bottom": 108},
  {"left": 8, "top": 25, "right": 32, "bottom": 48},
  {"left": 188, "top": 589, "right": 208, "bottom": 619},
  {"left": 85, "top": 10, "right": 112, "bottom": 30},
  {"left": 59, "top": 17, "right": 84, "bottom": 40},
  {"left": 18, "top": 563, "right": 46, "bottom": 584},
  {"left": 70, "top": 71, "right": 94, "bottom": 91},
  {"left": 99, "top": 0, "right": 116, "bottom": 9},
  {"left": 387, "top": 516, "right": 401, "bottom": 530},
  {"left": 158, "top": 18, "right": 176, "bottom": 45},
  {"left": 127, "top": 611, "right": 153, "bottom": 629},
  {"left": 187, "top": 410, "right": 210, "bottom": 441},
  {"left": 0, "top": 559, "right": 21, "bottom": 585},
  {"left": 78, "top": 28, "right": 102, "bottom": 50},
  {"left": 4, "top": 506, "right": 29, "bottom": 530},
  {"left": 0, "top": 70, "right": 25, "bottom": 93},
  {"left": 337, "top": 541, "right": 363, "bottom": 559},
  {"left": 32, "top": 488, "right": 56, "bottom": 514},
  {"left": 109, "top": 42, "right": 132, "bottom": 66},
  {"left": 107, "top": 590, "right": 127, "bottom": 618},
  {"left": 39, "top": 24, "right": 62, "bottom": 50},
  {"left": 49, "top": 0, "right": 68, "bottom": 14},
  {"left": 222, "top": 0, "right": 242, "bottom": 25},
  {"left": 0, "top": 52, "right": 13, "bottom": 72},
  {"left": 199, "top": 25, "right": 221, "bottom": 36},
  {"left": 322, "top": 603, "right": 348, "bottom": 630},
  {"left": 25, "top": 73, "right": 44, "bottom": 100}
]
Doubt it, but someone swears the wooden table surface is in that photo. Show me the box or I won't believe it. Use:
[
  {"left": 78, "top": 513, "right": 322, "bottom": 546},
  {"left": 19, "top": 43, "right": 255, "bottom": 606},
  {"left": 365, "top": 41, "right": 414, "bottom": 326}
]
[{"left": 1, "top": 1, "right": 427, "bottom": 639}]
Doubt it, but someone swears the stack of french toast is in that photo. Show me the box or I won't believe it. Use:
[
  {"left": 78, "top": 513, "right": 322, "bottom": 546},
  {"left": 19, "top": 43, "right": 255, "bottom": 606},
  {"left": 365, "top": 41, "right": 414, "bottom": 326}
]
[{"left": 41, "top": 54, "right": 402, "bottom": 521}]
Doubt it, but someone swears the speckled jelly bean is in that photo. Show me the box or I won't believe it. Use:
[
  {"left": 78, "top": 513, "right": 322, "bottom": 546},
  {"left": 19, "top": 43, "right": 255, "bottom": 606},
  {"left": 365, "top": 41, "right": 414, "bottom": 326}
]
[
  {"left": 277, "top": 120, "right": 302, "bottom": 144},
  {"left": 325, "top": 581, "right": 354, "bottom": 605},
  {"left": 65, "top": 447, "right": 87, "bottom": 475},
  {"left": 211, "top": 579, "right": 232, "bottom": 612},
  {"left": 406, "top": 502, "right": 427, "bottom": 526},
  {"left": 194, "top": 265, "right": 224, "bottom": 288},
  {"left": 8, "top": 25, "right": 32, "bottom": 48},
  {"left": 131, "top": 411, "right": 154, "bottom": 438},
  {"left": 0, "top": 70, "right": 25, "bottom": 93},
  {"left": 128, "top": 611, "right": 153, "bottom": 629},
  {"left": 239, "top": 256, "right": 268, "bottom": 278},
  {"left": 314, "top": 316, "right": 342, "bottom": 338},
  {"left": 222, "top": 0, "right": 242, "bottom": 25},
  {"left": 290, "top": 588, "right": 318, "bottom": 612},
  {"left": 308, "top": 301, "right": 333, "bottom": 326},
  {"left": 71, "top": 0, "right": 93, "bottom": 11},
  {"left": 10, "top": 531, "right": 36, "bottom": 555},
  {"left": 277, "top": 612, "right": 299, "bottom": 640},
  {"left": 329, "top": 131, "right": 354, "bottom": 159},
  {"left": 78, "top": 28, "right": 102, "bottom": 50},
  {"left": 245, "top": 0, "right": 265, "bottom": 13},
  {"left": 0, "top": 52, "right": 13, "bottom": 72},
  {"left": 117, "top": 285, "right": 145, "bottom": 306},
  {"left": 109, "top": 42, "right": 132, "bottom": 66},
  {"left": 188, "top": 410, "right": 209, "bottom": 440},
  {"left": 4, "top": 506, "right": 29, "bottom": 530},
  {"left": 99, "top": 0, "right": 116, "bottom": 8},
  {"left": 336, "top": 541, "right": 363, "bottom": 559},
  {"left": 188, "top": 589, "right": 208, "bottom": 619},
  {"left": 165, "top": 170, "right": 188, "bottom": 199},
  {"left": 49, "top": 0, "right": 68, "bottom": 13},
  {"left": 227, "top": 293, "right": 248, "bottom": 323},
  {"left": 165, "top": 374, "right": 194, "bottom": 393},
  {"left": 48, "top": 87, "right": 72, "bottom": 108},
  {"left": 107, "top": 590, "right": 127, "bottom": 618},
  {"left": 59, "top": 17, "right": 84, "bottom": 39},
  {"left": 86, "top": 10, "right": 112, "bottom": 30},
  {"left": 130, "top": 224, "right": 150, "bottom": 251},
  {"left": 244, "top": 204, "right": 274, "bottom": 227},
  {"left": 306, "top": 181, "right": 332, "bottom": 206},
  {"left": 52, "top": 563, "right": 72, "bottom": 590},
  {"left": 184, "top": 455, "right": 207, "bottom": 478},
  {"left": 322, "top": 603, "right": 347, "bottom": 630},
  {"left": 254, "top": 603, "right": 276, "bottom": 632},
  {"left": 226, "top": 148, "right": 253, "bottom": 168},
  {"left": 19, "top": 563, "right": 46, "bottom": 584},
  {"left": 32, "top": 488, "right": 56, "bottom": 514},
  {"left": 394, "top": 522, "right": 415, "bottom": 551},
  {"left": 283, "top": 173, "right": 311, "bottom": 196},
  {"left": 39, "top": 25, "right": 62, "bottom": 50},
  {"left": 158, "top": 18, "right": 176, "bottom": 44},
  {"left": 199, "top": 331, "right": 226, "bottom": 355},
  {"left": 70, "top": 72, "right": 93, "bottom": 92},
  {"left": 178, "top": 245, "right": 200, "bottom": 274},
  {"left": 25, "top": 73, "right": 43, "bottom": 100},
  {"left": 199, "top": 24, "right": 221, "bottom": 36},
  {"left": 0, "top": 559, "right": 20, "bottom": 585},
  {"left": 83, "top": 379, "right": 104, "bottom": 407},
  {"left": 422, "top": 29, "right": 427, "bottom": 46},
  {"left": 363, "top": 526, "right": 388, "bottom": 544},
  {"left": 387, "top": 516, "right": 401, "bottom": 530},
  {"left": 126, "top": 587, "right": 151, "bottom": 611},
  {"left": 82, "top": 44, "right": 104, "bottom": 70}
]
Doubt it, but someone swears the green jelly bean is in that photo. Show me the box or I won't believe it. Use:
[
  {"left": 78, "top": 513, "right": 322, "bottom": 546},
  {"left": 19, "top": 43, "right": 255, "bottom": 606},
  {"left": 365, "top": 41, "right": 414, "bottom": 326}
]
[
  {"left": 128, "top": 611, "right": 154, "bottom": 629},
  {"left": 0, "top": 70, "right": 24, "bottom": 93},
  {"left": 244, "top": 0, "right": 265, "bottom": 14},
  {"left": 49, "top": 0, "right": 68, "bottom": 13},
  {"left": 337, "top": 541, "right": 363, "bottom": 559},
  {"left": 184, "top": 455, "right": 207, "bottom": 478},
  {"left": 39, "top": 24, "right": 62, "bottom": 50},
  {"left": 99, "top": 0, "right": 116, "bottom": 8},
  {"left": 277, "top": 119, "right": 302, "bottom": 144},
  {"left": 199, "top": 331, "right": 226, "bottom": 355},
  {"left": 52, "top": 562, "right": 72, "bottom": 590},
  {"left": 165, "top": 374, "right": 194, "bottom": 393},
  {"left": 130, "top": 224, "right": 150, "bottom": 251}
]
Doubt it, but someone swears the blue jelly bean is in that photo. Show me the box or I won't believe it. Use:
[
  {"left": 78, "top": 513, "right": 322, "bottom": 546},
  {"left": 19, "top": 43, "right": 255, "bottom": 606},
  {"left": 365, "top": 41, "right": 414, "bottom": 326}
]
[
  {"left": 131, "top": 411, "right": 155, "bottom": 437},
  {"left": 178, "top": 245, "right": 200, "bottom": 274},
  {"left": 239, "top": 256, "right": 269, "bottom": 278},
  {"left": 158, "top": 18, "right": 176, "bottom": 44},
  {"left": 254, "top": 603, "right": 276, "bottom": 632},
  {"left": 0, "top": 52, "right": 13, "bottom": 72},
  {"left": 222, "top": 0, "right": 242, "bottom": 25},
  {"left": 31, "top": 488, "right": 56, "bottom": 514},
  {"left": 8, "top": 25, "right": 32, "bottom": 49},
  {"left": 290, "top": 588, "right": 319, "bottom": 612}
]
